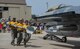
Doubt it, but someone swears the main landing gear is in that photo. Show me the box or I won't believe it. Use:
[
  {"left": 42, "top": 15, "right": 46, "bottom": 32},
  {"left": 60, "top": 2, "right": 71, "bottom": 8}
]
[{"left": 62, "top": 36, "right": 67, "bottom": 42}]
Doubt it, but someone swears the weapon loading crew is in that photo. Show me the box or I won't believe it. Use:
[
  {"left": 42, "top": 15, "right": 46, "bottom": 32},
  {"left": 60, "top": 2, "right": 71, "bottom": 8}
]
[{"left": 8, "top": 18, "right": 30, "bottom": 46}]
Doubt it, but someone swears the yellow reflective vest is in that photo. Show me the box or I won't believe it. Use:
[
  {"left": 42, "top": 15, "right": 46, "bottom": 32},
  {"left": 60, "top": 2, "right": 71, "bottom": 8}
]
[
  {"left": 16, "top": 23, "right": 24, "bottom": 31},
  {"left": 8, "top": 21, "right": 17, "bottom": 29}
]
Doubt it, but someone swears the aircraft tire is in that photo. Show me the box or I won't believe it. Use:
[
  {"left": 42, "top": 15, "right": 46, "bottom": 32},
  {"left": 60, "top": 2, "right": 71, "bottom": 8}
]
[
  {"left": 43, "top": 36, "right": 47, "bottom": 40},
  {"left": 62, "top": 36, "right": 67, "bottom": 42},
  {"left": 43, "top": 34, "right": 49, "bottom": 40}
]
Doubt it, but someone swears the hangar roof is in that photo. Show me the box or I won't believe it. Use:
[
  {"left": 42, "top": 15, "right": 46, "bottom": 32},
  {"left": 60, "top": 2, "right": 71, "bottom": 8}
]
[{"left": 0, "top": 0, "right": 26, "bottom": 5}]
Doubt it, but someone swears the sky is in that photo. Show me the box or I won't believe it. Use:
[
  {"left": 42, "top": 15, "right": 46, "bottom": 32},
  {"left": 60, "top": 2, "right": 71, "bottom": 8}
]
[{"left": 26, "top": 0, "right": 80, "bottom": 15}]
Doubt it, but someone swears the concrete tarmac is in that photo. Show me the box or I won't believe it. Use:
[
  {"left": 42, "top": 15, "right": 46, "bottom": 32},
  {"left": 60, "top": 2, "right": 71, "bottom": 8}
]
[{"left": 0, "top": 31, "right": 80, "bottom": 49}]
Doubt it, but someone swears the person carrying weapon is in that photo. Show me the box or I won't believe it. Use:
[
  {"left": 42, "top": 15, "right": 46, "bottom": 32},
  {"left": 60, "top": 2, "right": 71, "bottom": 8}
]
[{"left": 8, "top": 18, "right": 18, "bottom": 45}]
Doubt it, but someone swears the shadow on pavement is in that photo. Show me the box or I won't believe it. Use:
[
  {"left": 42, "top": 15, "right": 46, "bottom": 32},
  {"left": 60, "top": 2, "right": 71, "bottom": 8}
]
[
  {"left": 50, "top": 43, "right": 73, "bottom": 48},
  {"left": 27, "top": 42, "right": 32, "bottom": 43},
  {"left": 50, "top": 40, "right": 80, "bottom": 49},
  {"left": 67, "top": 40, "right": 80, "bottom": 46},
  {"left": 26, "top": 44, "right": 42, "bottom": 48},
  {"left": 21, "top": 42, "right": 32, "bottom": 43},
  {"left": 16, "top": 44, "right": 42, "bottom": 48},
  {"left": 67, "top": 40, "right": 80, "bottom": 49},
  {"left": 30, "top": 39, "right": 37, "bottom": 40}
]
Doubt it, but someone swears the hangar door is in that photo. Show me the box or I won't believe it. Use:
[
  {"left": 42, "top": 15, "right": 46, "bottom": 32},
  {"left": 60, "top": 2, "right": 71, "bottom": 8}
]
[
  {"left": 9, "top": 7, "right": 20, "bottom": 19},
  {"left": 0, "top": 12, "right": 2, "bottom": 18}
]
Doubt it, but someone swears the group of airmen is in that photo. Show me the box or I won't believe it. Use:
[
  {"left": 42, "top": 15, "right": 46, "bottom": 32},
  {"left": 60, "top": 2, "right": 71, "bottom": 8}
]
[
  {"left": 8, "top": 18, "right": 31, "bottom": 47},
  {"left": 0, "top": 17, "right": 43, "bottom": 47}
]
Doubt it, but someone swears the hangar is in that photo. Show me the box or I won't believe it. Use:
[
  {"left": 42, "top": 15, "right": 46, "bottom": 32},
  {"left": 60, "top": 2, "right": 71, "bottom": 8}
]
[{"left": 0, "top": 0, "right": 31, "bottom": 20}]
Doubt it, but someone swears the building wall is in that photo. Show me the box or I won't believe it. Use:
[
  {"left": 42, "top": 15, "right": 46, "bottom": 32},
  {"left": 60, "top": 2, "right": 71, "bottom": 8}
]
[
  {"left": 0, "top": 4, "right": 31, "bottom": 20},
  {"left": 25, "top": 6, "right": 32, "bottom": 19},
  {"left": 9, "top": 7, "right": 20, "bottom": 19}
]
